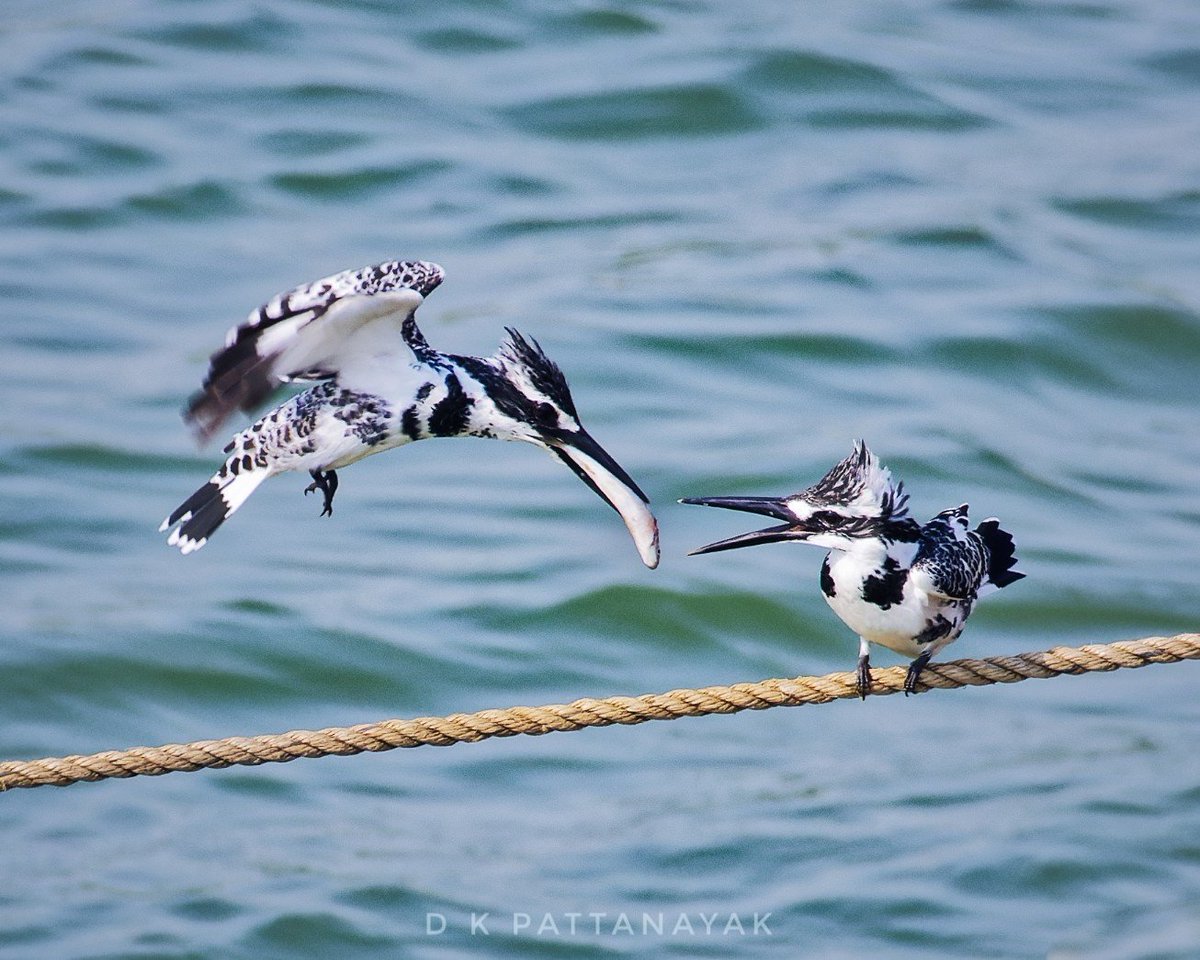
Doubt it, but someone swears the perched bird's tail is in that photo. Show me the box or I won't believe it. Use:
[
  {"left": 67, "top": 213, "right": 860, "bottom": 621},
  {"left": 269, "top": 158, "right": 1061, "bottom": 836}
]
[
  {"left": 160, "top": 458, "right": 271, "bottom": 554},
  {"left": 974, "top": 518, "right": 1025, "bottom": 591}
]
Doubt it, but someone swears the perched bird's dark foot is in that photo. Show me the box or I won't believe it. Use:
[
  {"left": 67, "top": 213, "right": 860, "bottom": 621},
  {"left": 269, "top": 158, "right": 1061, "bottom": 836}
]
[
  {"left": 304, "top": 469, "right": 339, "bottom": 517},
  {"left": 905, "top": 651, "right": 933, "bottom": 696},
  {"left": 855, "top": 654, "right": 872, "bottom": 700}
]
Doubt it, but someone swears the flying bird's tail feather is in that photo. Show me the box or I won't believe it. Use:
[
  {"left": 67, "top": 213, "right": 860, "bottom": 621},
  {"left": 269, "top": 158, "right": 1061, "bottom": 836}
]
[{"left": 160, "top": 460, "right": 271, "bottom": 554}]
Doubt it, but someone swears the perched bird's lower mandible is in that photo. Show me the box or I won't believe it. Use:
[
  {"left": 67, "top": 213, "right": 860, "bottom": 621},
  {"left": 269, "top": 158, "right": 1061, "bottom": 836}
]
[
  {"left": 682, "top": 441, "right": 1023, "bottom": 697},
  {"left": 160, "top": 260, "right": 659, "bottom": 568}
]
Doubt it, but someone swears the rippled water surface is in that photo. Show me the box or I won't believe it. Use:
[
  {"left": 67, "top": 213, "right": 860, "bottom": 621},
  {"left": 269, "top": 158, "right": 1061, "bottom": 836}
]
[{"left": 3, "top": 2, "right": 1200, "bottom": 957}]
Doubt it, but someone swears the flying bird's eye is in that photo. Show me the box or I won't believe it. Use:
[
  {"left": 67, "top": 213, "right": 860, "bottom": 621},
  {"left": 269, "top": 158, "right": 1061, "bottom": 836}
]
[
  {"left": 809, "top": 510, "right": 840, "bottom": 528},
  {"left": 536, "top": 402, "right": 558, "bottom": 427}
]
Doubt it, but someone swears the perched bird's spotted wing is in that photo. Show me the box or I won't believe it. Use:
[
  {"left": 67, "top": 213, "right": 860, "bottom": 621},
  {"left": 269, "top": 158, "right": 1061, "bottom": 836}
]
[
  {"left": 185, "top": 260, "right": 445, "bottom": 441},
  {"left": 914, "top": 531, "right": 987, "bottom": 600},
  {"left": 913, "top": 507, "right": 1024, "bottom": 600}
]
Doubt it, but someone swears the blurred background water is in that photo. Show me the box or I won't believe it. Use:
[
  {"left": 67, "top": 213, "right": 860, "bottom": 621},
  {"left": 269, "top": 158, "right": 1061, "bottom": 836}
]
[{"left": 2, "top": 1, "right": 1200, "bottom": 957}]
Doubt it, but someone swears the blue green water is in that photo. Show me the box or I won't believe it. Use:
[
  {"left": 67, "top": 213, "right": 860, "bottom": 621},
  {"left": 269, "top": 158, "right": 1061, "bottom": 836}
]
[{"left": 3, "top": 1, "right": 1200, "bottom": 957}]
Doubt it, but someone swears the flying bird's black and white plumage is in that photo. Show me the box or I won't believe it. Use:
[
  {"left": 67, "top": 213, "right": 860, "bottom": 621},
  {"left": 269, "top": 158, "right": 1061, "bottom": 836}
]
[
  {"left": 160, "top": 260, "right": 660, "bottom": 568},
  {"left": 682, "top": 442, "right": 1023, "bottom": 697}
]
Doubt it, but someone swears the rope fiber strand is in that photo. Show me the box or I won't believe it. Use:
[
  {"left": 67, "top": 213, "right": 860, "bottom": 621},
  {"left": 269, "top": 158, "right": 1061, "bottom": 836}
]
[{"left": 2, "top": 633, "right": 1197, "bottom": 792}]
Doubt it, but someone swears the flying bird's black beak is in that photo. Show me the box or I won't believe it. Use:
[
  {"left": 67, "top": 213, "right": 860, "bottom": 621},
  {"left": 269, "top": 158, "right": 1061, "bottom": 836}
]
[
  {"left": 547, "top": 428, "right": 659, "bottom": 569},
  {"left": 680, "top": 496, "right": 810, "bottom": 556}
]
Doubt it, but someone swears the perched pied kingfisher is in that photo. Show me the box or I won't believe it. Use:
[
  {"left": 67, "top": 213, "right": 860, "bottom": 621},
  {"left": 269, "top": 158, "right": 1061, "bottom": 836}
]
[
  {"left": 160, "top": 260, "right": 660, "bottom": 568},
  {"left": 682, "top": 442, "right": 1023, "bottom": 698}
]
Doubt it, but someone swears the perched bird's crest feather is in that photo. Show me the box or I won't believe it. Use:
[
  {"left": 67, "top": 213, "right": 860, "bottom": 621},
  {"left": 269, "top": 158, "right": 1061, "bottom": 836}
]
[{"left": 798, "top": 441, "right": 909, "bottom": 522}]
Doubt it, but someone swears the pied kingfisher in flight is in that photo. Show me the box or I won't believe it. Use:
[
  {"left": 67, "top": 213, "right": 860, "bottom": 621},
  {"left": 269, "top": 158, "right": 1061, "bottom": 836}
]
[
  {"left": 682, "top": 442, "right": 1023, "bottom": 697},
  {"left": 160, "top": 260, "right": 660, "bottom": 568}
]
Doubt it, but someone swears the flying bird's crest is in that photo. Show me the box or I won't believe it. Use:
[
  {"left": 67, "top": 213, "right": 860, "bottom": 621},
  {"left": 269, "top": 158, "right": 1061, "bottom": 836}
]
[{"left": 497, "top": 328, "right": 580, "bottom": 421}]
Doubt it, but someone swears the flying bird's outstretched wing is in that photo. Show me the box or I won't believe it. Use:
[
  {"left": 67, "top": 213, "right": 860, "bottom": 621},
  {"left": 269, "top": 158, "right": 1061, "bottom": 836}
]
[{"left": 185, "top": 260, "right": 445, "bottom": 441}]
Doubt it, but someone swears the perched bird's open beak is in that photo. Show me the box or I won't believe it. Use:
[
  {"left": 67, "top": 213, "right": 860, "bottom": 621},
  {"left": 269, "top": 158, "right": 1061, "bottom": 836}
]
[
  {"left": 680, "top": 496, "right": 810, "bottom": 556},
  {"left": 547, "top": 429, "right": 660, "bottom": 569}
]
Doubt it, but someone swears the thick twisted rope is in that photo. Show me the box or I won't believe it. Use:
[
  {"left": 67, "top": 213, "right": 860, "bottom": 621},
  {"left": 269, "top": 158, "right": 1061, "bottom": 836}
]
[{"left": 2, "top": 633, "right": 1197, "bottom": 792}]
